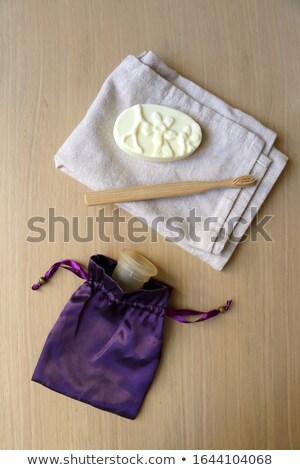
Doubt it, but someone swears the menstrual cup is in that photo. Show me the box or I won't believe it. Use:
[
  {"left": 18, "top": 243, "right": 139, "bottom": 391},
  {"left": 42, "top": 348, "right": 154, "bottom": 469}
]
[{"left": 112, "top": 249, "right": 158, "bottom": 292}]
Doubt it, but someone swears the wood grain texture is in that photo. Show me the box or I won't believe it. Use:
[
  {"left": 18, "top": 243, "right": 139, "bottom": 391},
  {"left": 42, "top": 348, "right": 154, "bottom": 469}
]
[
  {"left": 84, "top": 176, "right": 258, "bottom": 205},
  {"left": 1, "top": 0, "right": 299, "bottom": 450}
]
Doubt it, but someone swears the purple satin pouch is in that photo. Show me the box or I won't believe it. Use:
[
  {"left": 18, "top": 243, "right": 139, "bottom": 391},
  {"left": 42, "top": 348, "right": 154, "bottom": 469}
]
[
  {"left": 32, "top": 255, "right": 172, "bottom": 419},
  {"left": 32, "top": 254, "right": 231, "bottom": 419}
]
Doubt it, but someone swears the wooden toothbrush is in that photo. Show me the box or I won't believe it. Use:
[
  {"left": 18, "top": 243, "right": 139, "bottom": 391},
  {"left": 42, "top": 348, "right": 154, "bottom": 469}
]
[{"left": 84, "top": 175, "right": 257, "bottom": 207}]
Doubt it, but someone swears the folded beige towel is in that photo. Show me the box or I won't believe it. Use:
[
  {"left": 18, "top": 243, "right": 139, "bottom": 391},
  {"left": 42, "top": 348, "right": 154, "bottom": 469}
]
[{"left": 55, "top": 51, "right": 287, "bottom": 270}]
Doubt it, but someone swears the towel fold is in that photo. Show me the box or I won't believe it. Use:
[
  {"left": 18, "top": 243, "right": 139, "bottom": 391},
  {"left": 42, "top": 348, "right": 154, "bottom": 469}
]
[{"left": 55, "top": 51, "right": 287, "bottom": 270}]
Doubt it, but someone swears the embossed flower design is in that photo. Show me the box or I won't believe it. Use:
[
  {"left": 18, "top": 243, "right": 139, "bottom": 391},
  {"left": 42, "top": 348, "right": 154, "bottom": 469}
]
[
  {"left": 120, "top": 104, "right": 202, "bottom": 160},
  {"left": 178, "top": 124, "right": 201, "bottom": 154},
  {"left": 141, "top": 112, "right": 177, "bottom": 157}
]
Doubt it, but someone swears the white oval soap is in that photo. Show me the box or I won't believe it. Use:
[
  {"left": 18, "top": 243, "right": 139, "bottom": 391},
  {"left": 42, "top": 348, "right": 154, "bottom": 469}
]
[{"left": 113, "top": 104, "right": 202, "bottom": 162}]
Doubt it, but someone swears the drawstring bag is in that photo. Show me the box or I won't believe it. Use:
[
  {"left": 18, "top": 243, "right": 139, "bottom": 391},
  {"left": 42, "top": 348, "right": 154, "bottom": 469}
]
[{"left": 32, "top": 254, "right": 231, "bottom": 419}]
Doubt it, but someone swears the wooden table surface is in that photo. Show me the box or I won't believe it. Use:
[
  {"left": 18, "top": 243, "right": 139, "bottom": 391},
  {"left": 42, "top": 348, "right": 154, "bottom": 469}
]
[{"left": 1, "top": 0, "right": 299, "bottom": 450}]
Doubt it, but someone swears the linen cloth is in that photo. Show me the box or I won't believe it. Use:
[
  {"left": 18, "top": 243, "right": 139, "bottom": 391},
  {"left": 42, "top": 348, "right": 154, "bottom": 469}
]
[{"left": 55, "top": 51, "right": 287, "bottom": 270}]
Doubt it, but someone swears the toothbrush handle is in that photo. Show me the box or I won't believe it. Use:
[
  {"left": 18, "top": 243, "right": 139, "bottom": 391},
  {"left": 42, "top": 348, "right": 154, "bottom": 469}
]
[{"left": 84, "top": 179, "right": 234, "bottom": 206}]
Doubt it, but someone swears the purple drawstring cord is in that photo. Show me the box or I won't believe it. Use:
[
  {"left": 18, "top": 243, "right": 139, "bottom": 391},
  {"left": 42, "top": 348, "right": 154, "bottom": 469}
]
[
  {"left": 165, "top": 299, "right": 232, "bottom": 323},
  {"left": 32, "top": 259, "right": 232, "bottom": 323},
  {"left": 32, "top": 260, "right": 90, "bottom": 290}
]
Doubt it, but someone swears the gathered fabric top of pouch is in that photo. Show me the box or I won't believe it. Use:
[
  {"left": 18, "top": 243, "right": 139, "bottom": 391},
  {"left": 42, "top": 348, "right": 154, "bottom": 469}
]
[{"left": 87, "top": 254, "right": 172, "bottom": 313}]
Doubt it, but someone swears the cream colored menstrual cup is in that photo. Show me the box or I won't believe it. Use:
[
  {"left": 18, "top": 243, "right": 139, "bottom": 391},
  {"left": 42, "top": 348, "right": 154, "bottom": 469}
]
[{"left": 112, "top": 249, "right": 158, "bottom": 292}]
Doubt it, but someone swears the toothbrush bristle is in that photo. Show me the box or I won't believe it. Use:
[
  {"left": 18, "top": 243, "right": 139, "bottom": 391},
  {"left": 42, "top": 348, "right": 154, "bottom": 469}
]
[{"left": 232, "top": 175, "right": 257, "bottom": 187}]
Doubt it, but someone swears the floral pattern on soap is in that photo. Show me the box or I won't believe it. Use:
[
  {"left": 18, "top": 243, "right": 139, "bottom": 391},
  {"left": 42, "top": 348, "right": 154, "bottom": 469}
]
[{"left": 114, "top": 104, "right": 202, "bottom": 162}]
